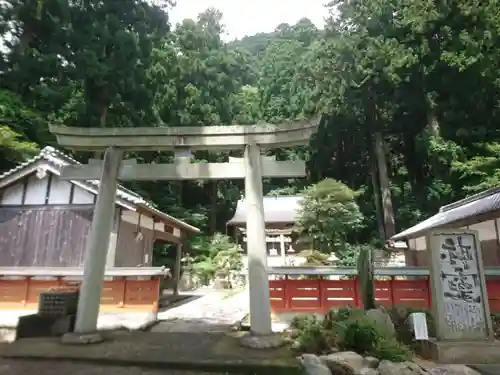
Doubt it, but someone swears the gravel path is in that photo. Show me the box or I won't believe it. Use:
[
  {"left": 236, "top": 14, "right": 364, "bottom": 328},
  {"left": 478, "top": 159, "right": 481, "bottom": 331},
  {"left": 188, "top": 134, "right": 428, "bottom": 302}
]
[
  {"left": 153, "top": 289, "right": 249, "bottom": 333},
  {"left": 0, "top": 359, "right": 228, "bottom": 375}
]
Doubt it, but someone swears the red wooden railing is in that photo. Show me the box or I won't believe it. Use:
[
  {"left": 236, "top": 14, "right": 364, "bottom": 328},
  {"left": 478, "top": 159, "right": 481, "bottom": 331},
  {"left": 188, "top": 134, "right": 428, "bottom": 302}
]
[
  {"left": 0, "top": 267, "right": 168, "bottom": 313},
  {"left": 0, "top": 277, "right": 162, "bottom": 312},
  {"left": 269, "top": 277, "right": 500, "bottom": 313}
]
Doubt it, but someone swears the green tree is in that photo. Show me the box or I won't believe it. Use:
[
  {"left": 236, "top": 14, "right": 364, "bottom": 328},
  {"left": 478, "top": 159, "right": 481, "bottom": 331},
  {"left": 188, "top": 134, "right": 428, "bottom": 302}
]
[
  {"left": 0, "top": 90, "right": 43, "bottom": 171},
  {"left": 295, "top": 179, "right": 364, "bottom": 256}
]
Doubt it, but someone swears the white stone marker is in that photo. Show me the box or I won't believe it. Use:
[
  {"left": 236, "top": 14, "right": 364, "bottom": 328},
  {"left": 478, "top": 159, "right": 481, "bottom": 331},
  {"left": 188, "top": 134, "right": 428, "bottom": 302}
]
[
  {"left": 409, "top": 312, "right": 429, "bottom": 340},
  {"left": 427, "top": 229, "right": 494, "bottom": 340}
]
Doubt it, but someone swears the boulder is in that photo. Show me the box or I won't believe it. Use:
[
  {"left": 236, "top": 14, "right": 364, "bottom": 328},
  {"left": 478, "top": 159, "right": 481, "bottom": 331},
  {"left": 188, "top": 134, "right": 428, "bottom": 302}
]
[
  {"left": 320, "top": 351, "right": 364, "bottom": 375},
  {"left": 423, "top": 365, "right": 481, "bottom": 375},
  {"left": 359, "top": 369, "right": 379, "bottom": 375},
  {"left": 365, "top": 309, "right": 396, "bottom": 337},
  {"left": 300, "top": 354, "right": 332, "bottom": 375},
  {"left": 363, "top": 356, "right": 380, "bottom": 369},
  {"left": 239, "top": 332, "right": 285, "bottom": 349},
  {"left": 377, "top": 360, "right": 425, "bottom": 375}
]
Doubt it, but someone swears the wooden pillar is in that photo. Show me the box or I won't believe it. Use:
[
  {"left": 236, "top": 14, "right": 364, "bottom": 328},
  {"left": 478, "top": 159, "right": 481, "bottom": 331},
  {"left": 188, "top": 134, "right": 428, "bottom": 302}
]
[
  {"left": 279, "top": 234, "right": 286, "bottom": 265},
  {"left": 75, "top": 147, "right": 122, "bottom": 334},
  {"left": 173, "top": 242, "right": 182, "bottom": 296}
]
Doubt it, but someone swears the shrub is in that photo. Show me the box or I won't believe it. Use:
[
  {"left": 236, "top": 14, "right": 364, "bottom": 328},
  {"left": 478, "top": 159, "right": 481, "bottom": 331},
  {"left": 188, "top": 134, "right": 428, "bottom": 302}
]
[
  {"left": 339, "top": 317, "right": 412, "bottom": 362},
  {"left": 289, "top": 308, "right": 412, "bottom": 362},
  {"left": 370, "top": 337, "right": 412, "bottom": 362},
  {"left": 323, "top": 307, "right": 364, "bottom": 330},
  {"left": 340, "top": 317, "right": 383, "bottom": 353},
  {"left": 292, "top": 315, "right": 331, "bottom": 353},
  {"left": 295, "top": 323, "right": 329, "bottom": 354},
  {"left": 290, "top": 314, "right": 320, "bottom": 330}
]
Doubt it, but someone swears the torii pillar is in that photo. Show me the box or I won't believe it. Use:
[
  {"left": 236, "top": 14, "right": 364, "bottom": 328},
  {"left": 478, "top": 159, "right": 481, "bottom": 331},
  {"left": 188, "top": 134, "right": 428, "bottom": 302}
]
[
  {"left": 244, "top": 144, "right": 272, "bottom": 334},
  {"left": 49, "top": 120, "right": 318, "bottom": 341}
]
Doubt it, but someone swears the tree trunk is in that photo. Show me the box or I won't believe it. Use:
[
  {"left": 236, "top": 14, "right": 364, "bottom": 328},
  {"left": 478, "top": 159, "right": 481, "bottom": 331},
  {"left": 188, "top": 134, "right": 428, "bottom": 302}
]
[
  {"left": 373, "top": 131, "right": 396, "bottom": 240},
  {"left": 370, "top": 155, "right": 386, "bottom": 243},
  {"left": 425, "top": 94, "right": 440, "bottom": 137}
]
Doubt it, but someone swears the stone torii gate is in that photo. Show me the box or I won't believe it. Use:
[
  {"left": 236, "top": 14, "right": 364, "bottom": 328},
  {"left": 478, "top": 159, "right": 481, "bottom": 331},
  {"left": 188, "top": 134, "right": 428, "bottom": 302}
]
[{"left": 49, "top": 121, "right": 317, "bottom": 342}]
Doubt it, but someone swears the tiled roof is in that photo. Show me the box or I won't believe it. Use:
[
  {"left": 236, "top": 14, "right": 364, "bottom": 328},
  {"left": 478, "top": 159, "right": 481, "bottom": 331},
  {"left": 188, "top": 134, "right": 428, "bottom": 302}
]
[
  {"left": 227, "top": 195, "right": 302, "bottom": 225},
  {"left": 390, "top": 186, "right": 500, "bottom": 241},
  {"left": 0, "top": 146, "right": 200, "bottom": 233}
]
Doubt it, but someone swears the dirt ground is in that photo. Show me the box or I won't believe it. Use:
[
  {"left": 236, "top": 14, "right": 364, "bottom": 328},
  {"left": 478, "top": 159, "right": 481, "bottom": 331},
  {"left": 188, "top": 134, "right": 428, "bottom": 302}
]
[{"left": 0, "top": 359, "right": 229, "bottom": 375}]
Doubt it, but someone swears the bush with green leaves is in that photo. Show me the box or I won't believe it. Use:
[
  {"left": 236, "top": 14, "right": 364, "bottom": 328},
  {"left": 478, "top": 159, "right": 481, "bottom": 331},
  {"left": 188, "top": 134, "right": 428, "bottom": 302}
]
[
  {"left": 293, "top": 316, "right": 331, "bottom": 354},
  {"left": 324, "top": 306, "right": 364, "bottom": 329},
  {"left": 338, "top": 316, "right": 412, "bottom": 361},
  {"left": 189, "top": 233, "right": 243, "bottom": 286},
  {"left": 289, "top": 308, "right": 412, "bottom": 362},
  {"left": 340, "top": 317, "right": 382, "bottom": 353},
  {"left": 290, "top": 314, "right": 321, "bottom": 330},
  {"left": 370, "top": 337, "right": 412, "bottom": 362}
]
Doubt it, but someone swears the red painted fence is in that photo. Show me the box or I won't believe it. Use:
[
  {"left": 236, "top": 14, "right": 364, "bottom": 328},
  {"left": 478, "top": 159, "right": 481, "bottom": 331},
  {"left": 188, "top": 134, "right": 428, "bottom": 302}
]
[{"left": 269, "top": 277, "right": 500, "bottom": 313}]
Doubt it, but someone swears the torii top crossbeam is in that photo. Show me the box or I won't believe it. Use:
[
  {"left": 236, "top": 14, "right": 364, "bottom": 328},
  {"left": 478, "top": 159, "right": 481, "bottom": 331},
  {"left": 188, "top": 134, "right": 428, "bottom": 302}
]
[{"left": 49, "top": 120, "right": 318, "bottom": 151}]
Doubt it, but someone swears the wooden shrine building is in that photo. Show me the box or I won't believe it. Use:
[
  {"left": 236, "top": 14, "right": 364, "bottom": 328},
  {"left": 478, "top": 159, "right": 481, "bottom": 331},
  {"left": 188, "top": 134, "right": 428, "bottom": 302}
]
[
  {"left": 227, "top": 195, "right": 306, "bottom": 267},
  {"left": 0, "top": 146, "right": 200, "bottom": 268},
  {"left": 390, "top": 186, "right": 500, "bottom": 268},
  {"left": 0, "top": 147, "right": 200, "bottom": 314}
]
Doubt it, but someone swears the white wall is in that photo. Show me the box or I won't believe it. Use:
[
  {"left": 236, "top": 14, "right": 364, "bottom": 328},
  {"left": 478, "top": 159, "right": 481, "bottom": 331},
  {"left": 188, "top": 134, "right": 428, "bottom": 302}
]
[
  {"left": 241, "top": 255, "right": 306, "bottom": 269},
  {"left": 121, "top": 210, "right": 182, "bottom": 239},
  {"left": 0, "top": 172, "right": 94, "bottom": 206}
]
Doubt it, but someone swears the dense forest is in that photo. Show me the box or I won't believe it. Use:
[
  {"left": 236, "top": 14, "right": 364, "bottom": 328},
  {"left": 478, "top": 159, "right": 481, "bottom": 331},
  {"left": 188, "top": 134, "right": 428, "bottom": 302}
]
[{"left": 1, "top": 0, "right": 500, "bottom": 253}]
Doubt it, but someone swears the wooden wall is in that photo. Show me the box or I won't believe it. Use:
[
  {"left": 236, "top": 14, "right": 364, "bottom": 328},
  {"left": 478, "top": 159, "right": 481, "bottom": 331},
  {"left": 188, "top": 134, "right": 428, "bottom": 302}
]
[
  {"left": 405, "top": 219, "right": 500, "bottom": 267},
  {"left": 0, "top": 168, "right": 179, "bottom": 268},
  {"left": 0, "top": 205, "right": 93, "bottom": 266},
  {"left": 115, "top": 220, "right": 154, "bottom": 267},
  {"left": 0, "top": 170, "right": 99, "bottom": 267}
]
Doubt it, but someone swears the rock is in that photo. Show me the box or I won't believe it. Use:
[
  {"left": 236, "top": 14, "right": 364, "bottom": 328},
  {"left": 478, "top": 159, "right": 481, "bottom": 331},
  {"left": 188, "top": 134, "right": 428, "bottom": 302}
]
[
  {"left": 239, "top": 332, "right": 285, "bottom": 349},
  {"left": 320, "top": 351, "right": 364, "bottom": 375},
  {"left": 363, "top": 356, "right": 380, "bottom": 369},
  {"left": 423, "top": 365, "right": 482, "bottom": 375},
  {"left": 378, "top": 360, "right": 425, "bottom": 375},
  {"left": 359, "top": 368, "right": 379, "bottom": 375},
  {"left": 291, "top": 340, "right": 302, "bottom": 350},
  {"left": 300, "top": 354, "right": 332, "bottom": 375},
  {"left": 365, "top": 309, "right": 396, "bottom": 337}
]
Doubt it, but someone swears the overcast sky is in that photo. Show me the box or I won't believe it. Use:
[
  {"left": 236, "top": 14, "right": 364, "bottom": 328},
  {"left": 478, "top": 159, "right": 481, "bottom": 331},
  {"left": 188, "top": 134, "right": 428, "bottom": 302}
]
[{"left": 168, "top": 0, "right": 329, "bottom": 41}]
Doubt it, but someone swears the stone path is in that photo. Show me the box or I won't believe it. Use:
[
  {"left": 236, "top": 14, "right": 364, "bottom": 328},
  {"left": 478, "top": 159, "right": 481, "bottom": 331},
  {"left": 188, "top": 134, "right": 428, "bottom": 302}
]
[
  {"left": 0, "top": 330, "right": 297, "bottom": 374},
  {"left": 152, "top": 289, "right": 249, "bottom": 332},
  {"left": 0, "top": 359, "right": 227, "bottom": 375},
  {"left": 470, "top": 365, "right": 500, "bottom": 375}
]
